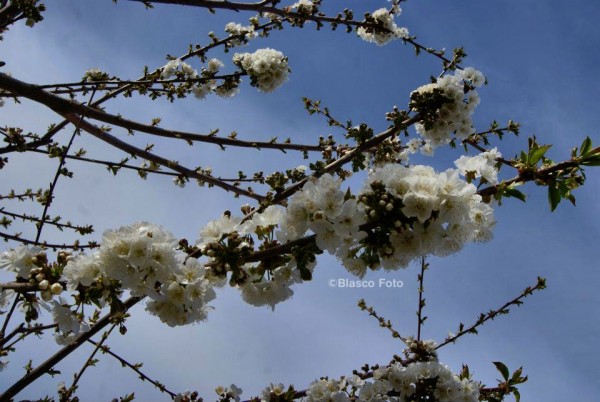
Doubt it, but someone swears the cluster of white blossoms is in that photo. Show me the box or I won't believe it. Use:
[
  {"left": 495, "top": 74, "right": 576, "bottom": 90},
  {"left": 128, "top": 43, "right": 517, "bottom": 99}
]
[
  {"left": 0, "top": 158, "right": 498, "bottom": 326},
  {"left": 0, "top": 245, "right": 65, "bottom": 301},
  {"left": 290, "top": 0, "right": 315, "bottom": 13},
  {"left": 196, "top": 205, "right": 308, "bottom": 309},
  {"left": 195, "top": 158, "right": 497, "bottom": 306},
  {"left": 342, "top": 163, "right": 495, "bottom": 274},
  {"left": 233, "top": 48, "right": 290, "bottom": 93},
  {"left": 63, "top": 222, "right": 218, "bottom": 327},
  {"left": 278, "top": 174, "right": 367, "bottom": 251},
  {"left": 454, "top": 147, "right": 502, "bottom": 185},
  {"left": 159, "top": 47, "right": 289, "bottom": 98},
  {"left": 304, "top": 361, "right": 479, "bottom": 402},
  {"left": 357, "top": 8, "right": 409, "bottom": 46},
  {"left": 195, "top": 174, "right": 366, "bottom": 309},
  {"left": 224, "top": 21, "right": 257, "bottom": 46},
  {"left": 161, "top": 58, "right": 197, "bottom": 80},
  {"left": 160, "top": 58, "right": 238, "bottom": 100},
  {"left": 411, "top": 68, "right": 485, "bottom": 152}
]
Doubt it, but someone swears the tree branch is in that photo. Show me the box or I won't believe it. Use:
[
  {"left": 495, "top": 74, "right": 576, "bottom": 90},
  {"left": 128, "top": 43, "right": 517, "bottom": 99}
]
[{"left": 0, "top": 296, "right": 142, "bottom": 401}]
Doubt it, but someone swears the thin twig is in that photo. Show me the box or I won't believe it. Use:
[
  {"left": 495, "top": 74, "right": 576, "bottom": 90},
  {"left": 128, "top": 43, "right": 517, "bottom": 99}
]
[
  {"left": 416, "top": 257, "right": 427, "bottom": 342},
  {"left": 64, "top": 324, "right": 118, "bottom": 400},
  {"left": 0, "top": 231, "right": 98, "bottom": 250},
  {"left": 0, "top": 296, "right": 142, "bottom": 401},
  {"left": 436, "top": 277, "right": 547, "bottom": 349},
  {"left": 86, "top": 338, "right": 178, "bottom": 398},
  {"left": 34, "top": 90, "right": 96, "bottom": 244}
]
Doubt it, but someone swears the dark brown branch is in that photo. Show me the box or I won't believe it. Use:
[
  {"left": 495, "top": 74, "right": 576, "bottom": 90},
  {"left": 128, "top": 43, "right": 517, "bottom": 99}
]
[
  {"left": 1, "top": 323, "right": 58, "bottom": 351},
  {"left": 0, "top": 231, "right": 98, "bottom": 250},
  {"left": 436, "top": 277, "right": 546, "bottom": 350},
  {"left": 28, "top": 149, "right": 264, "bottom": 183},
  {"left": 0, "top": 73, "right": 323, "bottom": 153},
  {"left": 272, "top": 115, "right": 420, "bottom": 204},
  {"left": 0, "top": 296, "right": 142, "bottom": 401},
  {"left": 416, "top": 257, "right": 427, "bottom": 342},
  {"left": 477, "top": 160, "right": 581, "bottom": 198},
  {"left": 0, "top": 20, "right": 280, "bottom": 156},
  {"left": 130, "top": 0, "right": 453, "bottom": 65},
  {"left": 86, "top": 338, "right": 177, "bottom": 398},
  {"left": 60, "top": 114, "right": 265, "bottom": 201},
  {"left": 0, "top": 208, "right": 92, "bottom": 233}
]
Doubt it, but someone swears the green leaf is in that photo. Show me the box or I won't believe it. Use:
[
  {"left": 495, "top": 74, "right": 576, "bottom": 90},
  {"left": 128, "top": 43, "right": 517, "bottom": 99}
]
[
  {"left": 548, "top": 183, "right": 561, "bottom": 211},
  {"left": 514, "top": 389, "right": 521, "bottom": 402},
  {"left": 581, "top": 155, "right": 600, "bottom": 166},
  {"left": 510, "top": 367, "right": 525, "bottom": 383},
  {"left": 580, "top": 137, "right": 592, "bottom": 156},
  {"left": 493, "top": 361, "right": 509, "bottom": 381},
  {"left": 529, "top": 144, "right": 552, "bottom": 165},
  {"left": 504, "top": 188, "right": 526, "bottom": 202},
  {"left": 519, "top": 151, "right": 528, "bottom": 164}
]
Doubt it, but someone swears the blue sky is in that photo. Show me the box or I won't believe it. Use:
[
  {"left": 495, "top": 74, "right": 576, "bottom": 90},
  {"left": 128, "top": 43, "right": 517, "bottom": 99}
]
[{"left": 1, "top": 0, "right": 599, "bottom": 401}]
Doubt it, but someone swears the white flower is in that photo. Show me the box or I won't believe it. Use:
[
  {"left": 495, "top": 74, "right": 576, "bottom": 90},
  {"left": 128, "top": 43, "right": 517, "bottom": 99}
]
[
  {"left": 52, "top": 301, "right": 82, "bottom": 334},
  {"left": 225, "top": 22, "right": 256, "bottom": 46},
  {"left": 401, "top": 192, "right": 437, "bottom": 223},
  {"left": 454, "top": 148, "right": 501, "bottom": 184},
  {"left": 0, "top": 245, "right": 42, "bottom": 278},
  {"left": 62, "top": 253, "right": 102, "bottom": 288},
  {"left": 241, "top": 280, "right": 294, "bottom": 310},
  {"left": 216, "top": 384, "right": 243, "bottom": 402},
  {"left": 251, "top": 205, "right": 285, "bottom": 229},
  {"left": 312, "top": 220, "right": 342, "bottom": 254},
  {"left": 197, "top": 214, "right": 242, "bottom": 249},
  {"left": 411, "top": 69, "right": 484, "bottom": 150},
  {"left": 206, "top": 58, "right": 224, "bottom": 73},
  {"left": 161, "top": 59, "right": 197, "bottom": 78},
  {"left": 458, "top": 67, "right": 486, "bottom": 87},
  {"left": 83, "top": 68, "right": 104, "bottom": 82},
  {"left": 234, "top": 48, "right": 289, "bottom": 92},
  {"left": 192, "top": 83, "right": 212, "bottom": 100},
  {"left": 357, "top": 8, "right": 409, "bottom": 46},
  {"left": 215, "top": 83, "right": 240, "bottom": 98},
  {"left": 261, "top": 383, "right": 286, "bottom": 402},
  {"left": 162, "top": 59, "right": 181, "bottom": 78}
]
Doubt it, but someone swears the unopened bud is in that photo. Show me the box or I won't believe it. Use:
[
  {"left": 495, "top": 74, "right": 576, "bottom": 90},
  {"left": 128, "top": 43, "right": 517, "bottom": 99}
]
[
  {"left": 50, "top": 283, "right": 63, "bottom": 295},
  {"left": 38, "top": 279, "right": 49, "bottom": 290}
]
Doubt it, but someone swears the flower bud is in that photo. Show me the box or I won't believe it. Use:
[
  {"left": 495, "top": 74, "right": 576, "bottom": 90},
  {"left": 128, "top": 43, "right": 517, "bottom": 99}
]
[
  {"left": 50, "top": 283, "right": 63, "bottom": 295},
  {"left": 38, "top": 279, "right": 49, "bottom": 290}
]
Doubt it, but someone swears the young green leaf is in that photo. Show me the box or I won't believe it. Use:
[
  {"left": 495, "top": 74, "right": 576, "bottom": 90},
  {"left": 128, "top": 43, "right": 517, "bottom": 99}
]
[
  {"left": 548, "top": 183, "right": 561, "bottom": 211},
  {"left": 493, "top": 361, "right": 509, "bottom": 381},
  {"left": 529, "top": 144, "right": 551, "bottom": 166},
  {"left": 580, "top": 137, "right": 592, "bottom": 156}
]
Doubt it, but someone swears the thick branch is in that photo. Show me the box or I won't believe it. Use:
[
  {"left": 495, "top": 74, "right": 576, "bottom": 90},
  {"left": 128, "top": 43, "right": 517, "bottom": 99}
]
[
  {"left": 273, "top": 115, "right": 420, "bottom": 203},
  {"left": 0, "top": 297, "right": 142, "bottom": 401},
  {"left": 60, "top": 114, "right": 265, "bottom": 201},
  {"left": 0, "top": 73, "right": 323, "bottom": 153}
]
